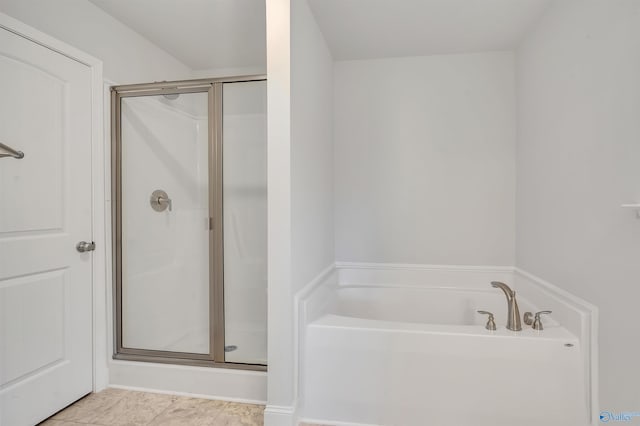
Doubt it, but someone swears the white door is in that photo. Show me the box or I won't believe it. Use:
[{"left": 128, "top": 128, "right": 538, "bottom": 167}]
[{"left": 0, "top": 26, "right": 93, "bottom": 426}]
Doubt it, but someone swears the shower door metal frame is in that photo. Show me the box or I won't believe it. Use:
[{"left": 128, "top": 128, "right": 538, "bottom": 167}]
[{"left": 110, "top": 75, "right": 267, "bottom": 371}]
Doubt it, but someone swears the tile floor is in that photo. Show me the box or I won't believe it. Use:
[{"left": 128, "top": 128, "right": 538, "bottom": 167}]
[{"left": 38, "top": 388, "right": 265, "bottom": 426}]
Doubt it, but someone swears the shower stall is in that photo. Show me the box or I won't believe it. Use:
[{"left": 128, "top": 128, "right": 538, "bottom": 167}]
[{"left": 111, "top": 76, "right": 267, "bottom": 369}]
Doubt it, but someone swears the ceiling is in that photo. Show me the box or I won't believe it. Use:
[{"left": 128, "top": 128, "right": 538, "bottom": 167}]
[
  {"left": 307, "top": 0, "right": 553, "bottom": 60},
  {"left": 89, "top": 0, "right": 266, "bottom": 71},
  {"left": 89, "top": 0, "right": 551, "bottom": 69}
]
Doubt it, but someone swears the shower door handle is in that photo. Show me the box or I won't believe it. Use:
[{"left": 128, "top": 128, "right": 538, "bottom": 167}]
[{"left": 76, "top": 241, "right": 96, "bottom": 253}]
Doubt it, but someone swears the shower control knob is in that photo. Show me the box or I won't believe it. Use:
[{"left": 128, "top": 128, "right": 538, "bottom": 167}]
[
  {"left": 150, "top": 189, "right": 172, "bottom": 212},
  {"left": 76, "top": 241, "right": 96, "bottom": 253}
]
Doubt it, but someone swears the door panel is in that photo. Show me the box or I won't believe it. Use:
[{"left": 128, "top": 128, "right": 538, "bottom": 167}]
[
  {"left": 0, "top": 54, "right": 64, "bottom": 233},
  {"left": 1, "top": 270, "right": 66, "bottom": 386},
  {"left": 0, "top": 26, "right": 93, "bottom": 426}
]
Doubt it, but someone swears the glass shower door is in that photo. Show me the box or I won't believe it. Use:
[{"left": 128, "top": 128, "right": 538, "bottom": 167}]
[{"left": 118, "top": 91, "right": 212, "bottom": 357}]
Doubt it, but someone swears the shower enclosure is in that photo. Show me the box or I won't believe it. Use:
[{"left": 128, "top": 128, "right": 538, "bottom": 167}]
[{"left": 111, "top": 76, "right": 267, "bottom": 369}]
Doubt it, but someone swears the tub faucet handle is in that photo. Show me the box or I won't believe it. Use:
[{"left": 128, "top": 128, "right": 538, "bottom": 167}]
[
  {"left": 477, "top": 310, "right": 497, "bottom": 331},
  {"left": 524, "top": 312, "right": 534, "bottom": 325},
  {"left": 532, "top": 311, "right": 552, "bottom": 331}
]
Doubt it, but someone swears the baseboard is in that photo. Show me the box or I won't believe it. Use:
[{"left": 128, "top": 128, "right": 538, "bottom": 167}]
[
  {"left": 264, "top": 403, "right": 297, "bottom": 426},
  {"left": 108, "top": 359, "right": 266, "bottom": 404},
  {"left": 107, "top": 384, "right": 265, "bottom": 405},
  {"left": 299, "top": 417, "right": 381, "bottom": 426}
]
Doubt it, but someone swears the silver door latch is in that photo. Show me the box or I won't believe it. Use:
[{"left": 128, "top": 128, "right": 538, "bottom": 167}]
[{"left": 76, "top": 241, "right": 96, "bottom": 252}]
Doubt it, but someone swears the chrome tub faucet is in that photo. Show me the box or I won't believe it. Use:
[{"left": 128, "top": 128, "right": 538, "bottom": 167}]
[{"left": 491, "top": 281, "right": 522, "bottom": 331}]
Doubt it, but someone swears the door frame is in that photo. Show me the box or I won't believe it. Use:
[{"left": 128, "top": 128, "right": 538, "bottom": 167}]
[{"left": 0, "top": 12, "right": 108, "bottom": 392}]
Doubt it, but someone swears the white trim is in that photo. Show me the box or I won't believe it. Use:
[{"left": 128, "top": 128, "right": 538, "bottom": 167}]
[
  {"left": 90, "top": 49, "right": 108, "bottom": 394},
  {"left": 0, "top": 11, "right": 107, "bottom": 394},
  {"left": 514, "top": 268, "right": 599, "bottom": 425},
  {"left": 514, "top": 268, "right": 598, "bottom": 311},
  {"left": 294, "top": 264, "right": 337, "bottom": 420},
  {"left": 102, "top": 79, "right": 117, "bottom": 389},
  {"left": 299, "top": 418, "right": 381, "bottom": 426},
  {"left": 335, "top": 261, "right": 514, "bottom": 272},
  {"left": 264, "top": 403, "right": 297, "bottom": 426},
  {"left": 296, "top": 264, "right": 336, "bottom": 301},
  {"left": 107, "top": 384, "right": 265, "bottom": 405},
  {"left": 108, "top": 360, "right": 267, "bottom": 403},
  {"left": 0, "top": 13, "right": 101, "bottom": 68}
]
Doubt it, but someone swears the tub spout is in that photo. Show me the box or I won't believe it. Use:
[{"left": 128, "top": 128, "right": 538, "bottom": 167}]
[{"left": 491, "top": 281, "right": 522, "bottom": 331}]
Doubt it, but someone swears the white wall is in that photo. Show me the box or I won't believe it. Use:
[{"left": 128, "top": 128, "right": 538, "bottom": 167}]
[
  {"left": 291, "top": 1, "right": 335, "bottom": 290},
  {"left": 265, "top": 0, "right": 294, "bottom": 419},
  {"left": 192, "top": 66, "right": 267, "bottom": 79},
  {"left": 265, "top": 0, "right": 334, "bottom": 422},
  {"left": 0, "top": 0, "right": 192, "bottom": 83},
  {"left": 334, "top": 52, "right": 516, "bottom": 266},
  {"left": 516, "top": 0, "right": 640, "bottom": 411}
]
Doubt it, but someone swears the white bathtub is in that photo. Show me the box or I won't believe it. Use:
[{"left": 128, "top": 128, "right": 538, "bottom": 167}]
[{"left": 302, "top": 285, "right": 588, "bottom": 426}]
